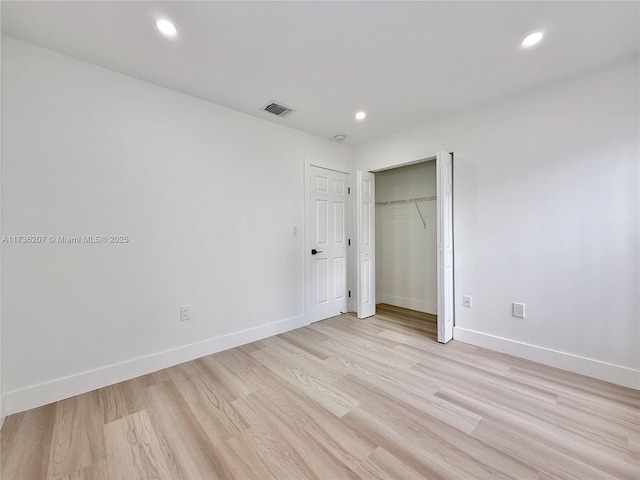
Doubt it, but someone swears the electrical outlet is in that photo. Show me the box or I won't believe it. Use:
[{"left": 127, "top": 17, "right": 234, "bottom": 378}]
[
  {"left": 513, "top": 302, "right": 525, "bottom": 318},
  {"left": 180, "top": 305, "right": 192, "bottom": 321},
  {"left": 463, "top": 295, "right": 472, "bottom": 308},
  {"left": 292, "top": 225, "right": 299, "bottom": 237}
]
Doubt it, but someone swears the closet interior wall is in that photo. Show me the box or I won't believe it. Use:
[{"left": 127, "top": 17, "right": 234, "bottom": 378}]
[{"left": 375, "top": 161, "right": 438, "bottom": 315}]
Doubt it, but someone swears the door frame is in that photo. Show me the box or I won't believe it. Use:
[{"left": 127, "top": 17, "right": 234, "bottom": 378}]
[
  {"left": 357, "top": 152, "right": 455, "bottom": 341},
  {"left": 303, "top": 158, "right": 354, "bottom": 323}
]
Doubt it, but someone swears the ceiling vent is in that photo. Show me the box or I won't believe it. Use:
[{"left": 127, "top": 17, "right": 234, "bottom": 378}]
[{"left": 263, "top": 100, "right": 295, "bottom": 118}]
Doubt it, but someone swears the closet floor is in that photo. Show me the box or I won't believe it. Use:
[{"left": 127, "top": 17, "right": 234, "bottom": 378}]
[{"left": 2, "top": 305, "right": 638, "bottom": 479}]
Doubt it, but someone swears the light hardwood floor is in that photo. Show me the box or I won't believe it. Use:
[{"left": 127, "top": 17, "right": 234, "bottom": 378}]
[{"left": 1, "top": 304, "right": 639, "bottom": 479}]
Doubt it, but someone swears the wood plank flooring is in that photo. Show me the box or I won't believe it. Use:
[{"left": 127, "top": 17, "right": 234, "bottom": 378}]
[{"left": 1, "top": 304, "right": 638, "bottom": 479}]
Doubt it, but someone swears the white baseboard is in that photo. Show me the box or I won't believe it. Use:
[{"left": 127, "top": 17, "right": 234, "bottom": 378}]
[
  {"left": 454, "top": 327, "right": 640, "bottom": 390},
  {"left": 377, "top": 293, "right": 437, "bottom": 315},
  {"left": 5, "top": 314, "right": 310, "bottom": 416},
  {"left": 0, "top": 398, "right": 5, "bottom": 430}
]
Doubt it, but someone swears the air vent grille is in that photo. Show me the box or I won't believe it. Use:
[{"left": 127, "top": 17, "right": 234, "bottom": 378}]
[{"left": 263, "top": 101, "right": 295, "bottom": 117}]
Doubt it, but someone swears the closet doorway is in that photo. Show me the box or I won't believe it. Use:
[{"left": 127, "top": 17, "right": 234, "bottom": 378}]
[
  {"left": 355, "top": 151, "right": 453, "bottom": 343},
  {"left": 375, "top": 160, "right": 438, "bottom": 316}
]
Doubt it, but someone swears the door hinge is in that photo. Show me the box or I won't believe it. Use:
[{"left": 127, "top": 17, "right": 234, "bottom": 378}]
[
  {"left": 348, "top": 290, "right": 351, "bottom": 298},
  {"left": 348, "top": 187, "right": 351, "bottom": 194}
]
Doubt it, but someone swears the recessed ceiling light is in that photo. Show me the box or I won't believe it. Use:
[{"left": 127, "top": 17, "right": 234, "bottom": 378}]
[
  {"left": 156, "top": 19, "right": 177, "bottom": 37},
  {"left": 521, "top": 31, "right": 544, "bottom": 48},
  {"left": 355, "top": 111, "right": 366, "bottom": 120}
]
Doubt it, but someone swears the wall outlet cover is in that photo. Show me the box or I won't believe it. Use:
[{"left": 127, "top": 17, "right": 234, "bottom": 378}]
[
  {"left": 180, "top": 305, "right": 192, "bottom": 321},
  {"left": 513, "top": 302, "right": 525, "bottom": 318}
]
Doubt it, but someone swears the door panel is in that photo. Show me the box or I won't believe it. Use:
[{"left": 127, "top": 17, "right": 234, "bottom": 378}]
[
  {"left": 334, "top": 257, "right": 345, "bottom": 300},
  {"left": 357, "top": 171, "right": 376, "bottom": 318},
  {"left": 437, "top": 151, "right": 454, "bottom": 343},
  {"left": 334, "top": 202, "right": 345, "bottom": 244},
  {"left": 309, "top": 166, "right": 349, "bottom": 321},
  {"left": 316, "top": 175, "right": 328, "bottom": 192},
  {"left": 315, "top": 199, "right": 328, "bottom": 245},
  {"left": 316, "top": 258, "right": 329, "bottom": 304}
]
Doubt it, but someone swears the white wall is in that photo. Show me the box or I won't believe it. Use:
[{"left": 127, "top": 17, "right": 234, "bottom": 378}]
[
  {"left": 375, "top": 162, "right": 438, "bottom": 314},
  {"left": 375, "top": 162, "right": 437, "bottom": 203},
  {"left": 356, "top": 58, "right": 640, "bottom": 388},
  {"left": 1, "top": 38, "right": 353, "bottom": 414}
]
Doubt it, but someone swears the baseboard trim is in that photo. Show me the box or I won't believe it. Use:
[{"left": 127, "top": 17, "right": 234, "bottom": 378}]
[
  {"left": 0, "top": 398, "right": 6, "bottom": 430},
  {"left": 453, "top": 327, "right": 640, "bottom": 390},
  {"left": 5, "top": 314, "right": 310, "bottom": 416},
  {"left": 377, "top": 294, "right": 437, "bottom": 315}
]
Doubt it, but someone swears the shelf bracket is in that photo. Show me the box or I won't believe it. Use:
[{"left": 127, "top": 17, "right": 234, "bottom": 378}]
[{"left": 414, "top": 200, "right": 427, "bottom": 229}]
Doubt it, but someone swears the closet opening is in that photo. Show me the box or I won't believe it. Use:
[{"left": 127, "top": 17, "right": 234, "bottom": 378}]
[
  {"left": 374, "top": 158, "right": 439, "bottom": 340},
  {"left": 355, "top": 151, "right": 453, "bottom": 342}
]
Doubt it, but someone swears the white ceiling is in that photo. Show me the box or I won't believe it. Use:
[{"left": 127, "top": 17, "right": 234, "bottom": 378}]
[{"left": 3, "top": 1, "right": 639, "bottom": 146}]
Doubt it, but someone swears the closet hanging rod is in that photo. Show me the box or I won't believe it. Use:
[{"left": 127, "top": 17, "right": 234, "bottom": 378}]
[{"left": 375, "top": 195, "right": 436, "bottom": 205}]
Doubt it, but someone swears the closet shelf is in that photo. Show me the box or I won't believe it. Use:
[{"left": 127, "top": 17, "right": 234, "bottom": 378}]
[
  {"left": 375, "top": 195, "right": 436, "bottom": 206},
  {"left": 376, "top": 196, "right": 434, "bottom": 229}
]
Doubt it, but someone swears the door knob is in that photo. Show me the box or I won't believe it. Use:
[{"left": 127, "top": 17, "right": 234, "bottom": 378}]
[{"left": 311, "top": 249, "right": 323, "bottom": 255}]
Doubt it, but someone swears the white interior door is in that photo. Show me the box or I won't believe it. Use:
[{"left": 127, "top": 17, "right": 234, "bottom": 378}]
[
  {"left": 357, "top": 171, "right": 376, "bottom": 318},
  {"left": 437, "top": 151, "right": 454, "bottom": 343},
  {"left": 309, "top": 166, "right": 349, "bottom": 322}
]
